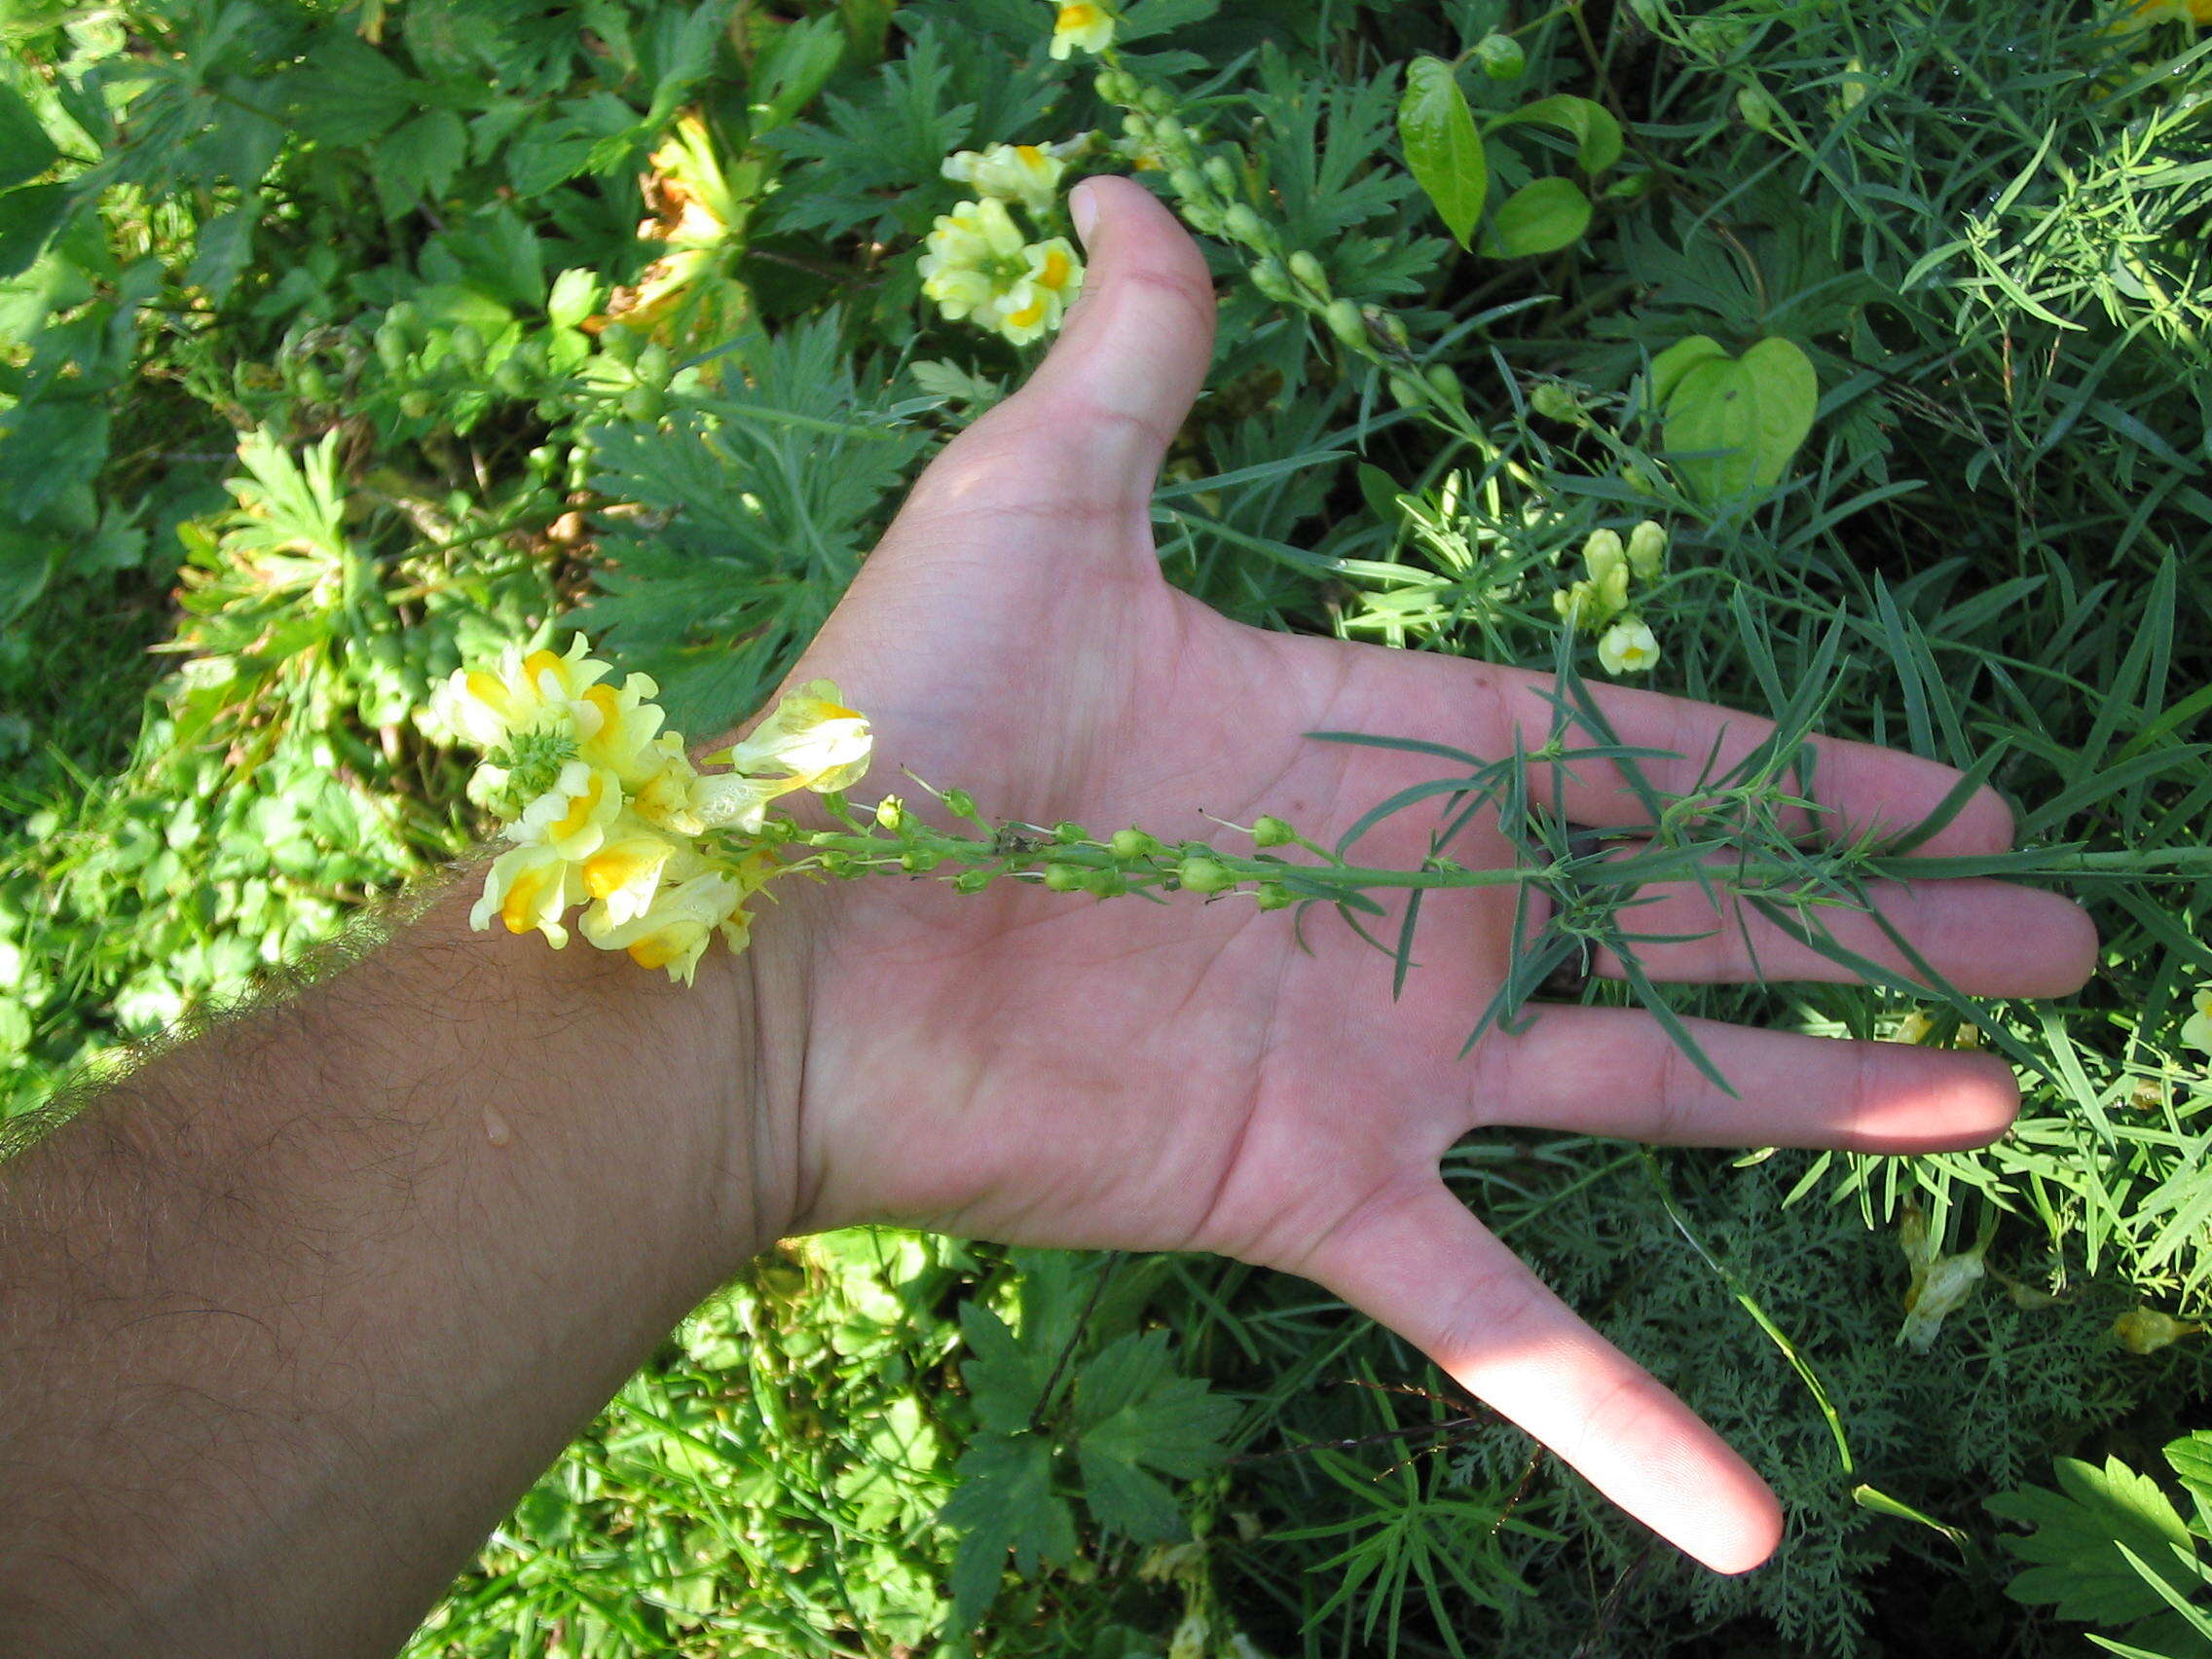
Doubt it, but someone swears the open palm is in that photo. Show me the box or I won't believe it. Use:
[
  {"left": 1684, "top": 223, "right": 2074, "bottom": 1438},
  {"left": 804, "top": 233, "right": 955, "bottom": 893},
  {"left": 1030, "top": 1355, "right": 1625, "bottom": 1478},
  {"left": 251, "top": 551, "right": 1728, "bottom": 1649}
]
[{"left": 751, "top": 179, "right": 2095, "bottom": 1574}]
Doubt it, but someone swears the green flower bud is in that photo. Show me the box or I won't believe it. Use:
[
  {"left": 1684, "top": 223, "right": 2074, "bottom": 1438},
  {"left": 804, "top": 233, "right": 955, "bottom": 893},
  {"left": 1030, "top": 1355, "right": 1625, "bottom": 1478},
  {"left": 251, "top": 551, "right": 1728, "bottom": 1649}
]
[
  {"left": 1052, "top": 820, "right": 1088, "bottom": 843},
  {"left": 1475, "top": 33, "right": 1526, "bottom": 79},
  {"left": 1252, "top": 815, "right": 1297, "bottom": 848},
  {"left": 1424, "top": 362, "right": 1462, "bottom": 402},
  {"left": 1094, "top": 68, "right": 1134, "bottom": 104},
  {"left": 1250, "top": 257, "right": 1294, "bottom": 302},
  {"left": 1223, "top": 203, "right": 1267, "bottom": 247},
  {"left": 901, "top": 848, "right": 941, "bottom": 872},
  {"left": 1604, "top": 169, "right": 1656, "bottom": 203},
  {"left": 1203, "top": 155, "right": 1237, "bottom": 196},
  {"left": 1123, "top": 111, "right": 1153, "bottom": 142},
  {"left": 1626, "top": 519, "right": 1668, "bottom": 578},
  {"left": 1138, "top": 86, "right": 1173, "bottom": 118},
  {"left": 1176, "top": 856, "right": 1236, "bottom": 894},
  {"left": 942, "top": 788, "right": 977, "bottom": 820},
  {"left": 1182, "top": 200, "right": 1224, "bottom": 237},
  {"left": 1323, "top": 297, "right": 1367, "bottom": 349},
  {"left": 1110, "top": 828, "right": 1161, "bottom": 859},
  {"left": 1045, "top": 864, "right": 1086, "bottom": 892},
  {"left": 1153, "top": 115, "right": 1189, "bottom": 153},
  {"left": 1083, "top": 867, "right": 1128, "bottom": 897},
  {"left": 953, "top": 868, "right": 991, "bottom": 894},
  {"left": 875, "top": 794, "right": 906, "bottom": 831},
  {"left": 1255, "top": 881, "right": 1297, "bottom": 911},
  {"left": 1168, "top": 166, "right": 1205, "bottom": 203},
  {"left": 1736, "top": 86, "right": 1780, "bottom": 134},
  {"left": 1529, "top": 382, "right": 1586, "bottom": 423},
  {"left": 1365, "top": 306, "right": 1410, "bottom": 350},
  {"left": 1287, "top": 250, "right": 1330, "bottom": 299},
  {"left": 1388, "top": 374, "right": 1425, "bottom": 408},
  {"left": 1582, "top": 528, "right": 1626, "bottom": 587}
]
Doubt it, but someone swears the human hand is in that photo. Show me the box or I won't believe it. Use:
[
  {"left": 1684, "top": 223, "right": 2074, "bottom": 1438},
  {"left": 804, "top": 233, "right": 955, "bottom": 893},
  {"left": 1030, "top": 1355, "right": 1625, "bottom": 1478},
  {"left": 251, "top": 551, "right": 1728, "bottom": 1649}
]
[{"left": 734, "top": 177, "right": 2097, "bottom": 1573}]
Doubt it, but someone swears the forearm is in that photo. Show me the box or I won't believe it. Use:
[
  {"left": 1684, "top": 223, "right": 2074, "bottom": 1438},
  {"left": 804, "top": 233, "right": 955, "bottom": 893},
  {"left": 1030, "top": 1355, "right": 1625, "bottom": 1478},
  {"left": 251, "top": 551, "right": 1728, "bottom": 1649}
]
[{"left": 0, "top": 871, "right": 794, "bottom": 1656}]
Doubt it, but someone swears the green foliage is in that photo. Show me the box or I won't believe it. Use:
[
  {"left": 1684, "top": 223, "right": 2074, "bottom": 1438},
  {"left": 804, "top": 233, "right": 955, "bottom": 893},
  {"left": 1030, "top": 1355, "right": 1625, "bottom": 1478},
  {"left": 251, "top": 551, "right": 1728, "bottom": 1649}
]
[
  {"left": 8, "top": 0, "right": 2212, "bottom": 1655},
  {"left": 943, "top": 1254, "right": 1237, "bottom": 1626},
  {"left": 1990, "top": 1431, "right": 2212, "bottom": 1657}
]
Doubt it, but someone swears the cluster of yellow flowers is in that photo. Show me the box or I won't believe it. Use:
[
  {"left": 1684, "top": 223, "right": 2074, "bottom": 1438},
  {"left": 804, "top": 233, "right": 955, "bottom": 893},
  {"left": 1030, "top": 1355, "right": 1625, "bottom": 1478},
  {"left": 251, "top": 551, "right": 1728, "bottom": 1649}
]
[
  {"left": 920, "top": 147, "right": 1087, "bottom": 346},
  {"left": 1554, "top": 521, "right": 1667, "bottom": 676},
  {"left": 438, "top": 638, "right": 869, "bottom": 984}
]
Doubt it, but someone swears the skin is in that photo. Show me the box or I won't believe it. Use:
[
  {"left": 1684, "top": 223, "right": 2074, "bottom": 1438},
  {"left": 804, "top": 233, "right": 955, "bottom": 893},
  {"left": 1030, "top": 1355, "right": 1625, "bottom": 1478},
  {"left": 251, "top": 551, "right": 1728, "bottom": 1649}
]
[{"left": 0, "top": 178, "right": 2097, "bottom": 1656}]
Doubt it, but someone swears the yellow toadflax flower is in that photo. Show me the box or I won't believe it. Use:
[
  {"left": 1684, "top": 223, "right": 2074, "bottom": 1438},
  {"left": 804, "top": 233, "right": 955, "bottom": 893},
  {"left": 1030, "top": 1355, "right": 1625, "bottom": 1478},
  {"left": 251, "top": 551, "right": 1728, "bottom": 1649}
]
[
  {"left": 1049, "top": 1, "right": 1116, "bottom": 58},
  {"left": 449, "top": 638, "right": 875, "bottom": 982},
  {"left": 1597, "top": 616, "right": 1661, "bottom": 676},
  {"left": 918, "top": 199, "right": 1087, "bottom": 345},
  {"left": 2183, "top": 984, "right": 2212, "bottom": 1053},
  {"left": 581, "top": 870, "right": 749, "bottom": 985},
  {"left": 706, "top": 680, "right": 872, "bottom": 794},
  {"left": 941, "top": 142, "right": 1067, "bottom": 215},
  {"left": 2113, "top": 1308, "right": 2203, "bottom": 1354},
  {"left": 471, "top": 841, "right": 588, "bottom": 948}
]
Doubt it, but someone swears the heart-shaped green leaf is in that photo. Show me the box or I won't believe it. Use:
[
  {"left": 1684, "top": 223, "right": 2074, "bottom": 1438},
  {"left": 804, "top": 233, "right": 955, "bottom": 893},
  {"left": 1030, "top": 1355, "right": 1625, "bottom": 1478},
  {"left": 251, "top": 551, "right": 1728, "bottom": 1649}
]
[
  {"left": 1659, "top": 335, "right": 1820, "bottom": 499},
  {"left": 1399, "top": 55, "right": 1486, "bottom": 248}
]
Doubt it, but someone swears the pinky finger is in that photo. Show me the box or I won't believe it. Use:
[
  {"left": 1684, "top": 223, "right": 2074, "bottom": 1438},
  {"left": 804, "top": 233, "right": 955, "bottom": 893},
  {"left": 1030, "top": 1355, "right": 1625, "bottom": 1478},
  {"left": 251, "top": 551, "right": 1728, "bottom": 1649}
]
[{"left": 1295, "top": 1177, "right": 1784, "bottom": 1575}]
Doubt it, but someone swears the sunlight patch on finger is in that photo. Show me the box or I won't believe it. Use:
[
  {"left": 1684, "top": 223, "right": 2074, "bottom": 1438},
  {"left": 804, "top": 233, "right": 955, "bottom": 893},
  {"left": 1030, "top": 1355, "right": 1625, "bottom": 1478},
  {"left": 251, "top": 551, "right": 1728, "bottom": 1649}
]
[{"left": 1300, "top": 1183, "right": 1784, "bottom": 1575}]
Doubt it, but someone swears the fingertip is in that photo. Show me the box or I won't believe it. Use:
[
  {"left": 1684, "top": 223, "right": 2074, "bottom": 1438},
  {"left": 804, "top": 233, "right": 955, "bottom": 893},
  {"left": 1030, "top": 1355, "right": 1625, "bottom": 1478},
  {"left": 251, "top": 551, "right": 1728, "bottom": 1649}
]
[
  {"left": 1954, "top": 783, "right": 2017, "bottom": 855},
  {"left": 2052, "top": 896, "right": 2102, "bottom": 993},
  {"left": 1701, "top": 1488, "right": 1784, "bottom": 1576}
]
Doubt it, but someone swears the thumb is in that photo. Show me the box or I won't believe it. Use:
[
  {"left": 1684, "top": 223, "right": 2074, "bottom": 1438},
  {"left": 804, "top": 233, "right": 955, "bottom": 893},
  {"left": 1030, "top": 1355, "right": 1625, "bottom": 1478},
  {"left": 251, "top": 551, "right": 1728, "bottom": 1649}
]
[{"left": 1006, "top": 174, "right": 1218, "bottom": 497}]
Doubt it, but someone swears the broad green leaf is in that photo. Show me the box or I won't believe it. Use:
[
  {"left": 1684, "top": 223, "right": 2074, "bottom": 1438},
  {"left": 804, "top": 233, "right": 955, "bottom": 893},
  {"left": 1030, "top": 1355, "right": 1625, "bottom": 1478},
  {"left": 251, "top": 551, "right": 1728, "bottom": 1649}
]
[
  {"left": 1398, "top": 56, "right": 1486, "bottom": 248},
  {"left": 1492, "top": 93, "right": 1623, "bottom": 173},
  {"left": 1649, "top": 334, "right": 1728, "bottom": 407},
  {"left": 1988, "top": 1454, "right": 2200, "bottom": 1627},
  {"left": 0, "top": 82, "right": 59, "bottom": 192},
  {"left": 0, "top": 183, "right": 68, "bottom": 281},
  {"left": 1481, "top": 176, "right": 1591, "bottom": 258},
  {"left": 1660, "top": 336, "right": 1819, "bottom": 499},
  {"left": 546, "top": 267, "right": 602, "bottom": 333}
]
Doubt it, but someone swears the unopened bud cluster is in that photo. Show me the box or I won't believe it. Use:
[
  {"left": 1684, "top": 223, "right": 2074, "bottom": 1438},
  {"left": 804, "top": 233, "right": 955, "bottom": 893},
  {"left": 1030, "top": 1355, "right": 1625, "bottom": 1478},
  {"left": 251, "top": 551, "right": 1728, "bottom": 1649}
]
[
  {"left": 805, "top": 792, "right": 1320, "bottom": 913},
  {"left": 1087, "top": 62, "right": 1459, "bottom": 418},
  {"left": 1553, "top": 521, "right": 1669, "bottom": 676}
]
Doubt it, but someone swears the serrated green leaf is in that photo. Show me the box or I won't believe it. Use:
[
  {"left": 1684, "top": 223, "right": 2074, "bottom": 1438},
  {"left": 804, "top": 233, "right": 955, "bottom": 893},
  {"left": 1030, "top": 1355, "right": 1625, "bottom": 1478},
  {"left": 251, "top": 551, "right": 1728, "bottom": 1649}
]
[
  {"left": 1481, "top": 176, "right": 1591, "bottom": 258},
  {"left": 941, "top": 1431, "right": 1074, "bottom": 1623},
  {"left": 1989, "top": 1454, "right": 2200, "bottom": 1627},
  {"left": 376, "top": 108, "right": 468, "bottom": 219},
  {"left": 2168, "top": 1432, "right": 2212, "bottom": 1540},
  {"left": 1399, "top": 56, "right": 1485, "bottom": 248},
  {"left": 1075, "top": 1331, "right": 1237, "bottom": 1484}
]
